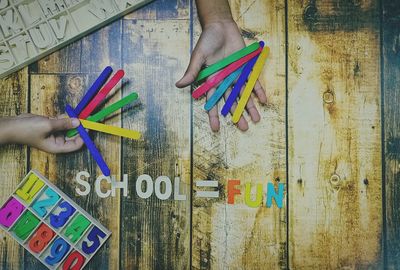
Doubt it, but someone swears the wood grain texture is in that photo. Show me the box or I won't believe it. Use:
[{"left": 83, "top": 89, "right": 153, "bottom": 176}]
[
  {"left": 27, "top": 21, "right": 123, "bottom": 269},
  {"left": 120, "top": 18, "right": 191, "bottom": 269},
  {"left": 0, "top": 68, "right": 28, "bottom": 270},
  {"left": 382, "top": 0, "right": 400, "bottom": 269},
  {"left": 192, "top": 0, "right": 287, "bottom": 269},
  {"left": 124, "top": 0, "right": 189, "bottom": 20},
  {"left": 288, "top": 0, "right": 382, "bottom": 268}
]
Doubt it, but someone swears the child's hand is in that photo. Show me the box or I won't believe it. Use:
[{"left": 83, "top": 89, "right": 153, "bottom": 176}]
[
  {"left": 0, "top": 114, "right": 84, "bottom": 154},
  {"left": 176, "top": 19, "right": 267, "bottom": 132}
]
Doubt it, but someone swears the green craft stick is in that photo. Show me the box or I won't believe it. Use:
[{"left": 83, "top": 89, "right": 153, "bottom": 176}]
[
  {"left": 195, "top": 41, "right": 260, "bottom": 82},
  {"left": 66, "top": 92, "right": 138, "bottom": 138}
]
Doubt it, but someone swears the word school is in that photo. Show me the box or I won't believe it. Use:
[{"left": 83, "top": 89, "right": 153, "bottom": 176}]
[{"left": 75, "top": 172, "right": 285, "bottom": 208}]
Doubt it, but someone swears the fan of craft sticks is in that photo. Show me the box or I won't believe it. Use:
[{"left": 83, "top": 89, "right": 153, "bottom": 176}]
[
  {"left": 65, "top": 66, "right": 141, "bottom": 177},
  {"left": 192, "top": 41, "right": 269, "bottom": 123}
]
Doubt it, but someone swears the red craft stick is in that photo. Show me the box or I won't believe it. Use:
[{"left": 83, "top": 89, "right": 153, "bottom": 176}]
[
  {"left": 79, "top": 69, "right": 125, "bottom": 119},
  {"left": 192, "top": 47, "right": 262, "bottom": 99}
]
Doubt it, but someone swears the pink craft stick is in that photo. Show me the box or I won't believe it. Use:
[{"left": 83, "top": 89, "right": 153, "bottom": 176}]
[
  {"left": 192, "top": 47, "right": 263, "bottom": 99},
  {"left": 79, "top": 69, "right": 125, "bottom": 119}
]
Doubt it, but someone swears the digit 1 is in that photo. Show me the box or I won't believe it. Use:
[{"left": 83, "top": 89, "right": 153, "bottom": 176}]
[
  {"left": 15, "top": 174, "right": 45, "bottom": 203},
  {"left": 0, "top": 197, "right": 25, "bottom": 228},
  {"left": 28, "top": 223, "right": 55, "bottom": 253},
  {"left": 12, "top": 211, "right": 40, "bottom": 241},
  {"left": 45, "top": 237, "right": 70, "bottom": 266},
  {"left": 50, "top": 201, "right": 76, "bottom": 229},
  {"left": 82, "top": 226, "right": 106, "bottom": 255},
  {"left": 32, "top": 188, "right": 60, "bottom": 217},
  {"left": 62, "top": 251, "right": 86, "bottom": 270},
  {"left": 64, "top": 214, "right": 90, "bottom": 243}
]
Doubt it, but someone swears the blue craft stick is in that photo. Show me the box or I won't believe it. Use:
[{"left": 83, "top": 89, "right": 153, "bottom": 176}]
[
  {"left": 74, "top": 66, "right": 113, "bottom": 114},
  {"left": 221, "top": 42, "right": 264, "bottom": 117},
  {"left": 204, "top": 67, "right": 243, "bottom": 111},
  {"left": 65, "top": 104, "right": 111, "bottom": 176}
]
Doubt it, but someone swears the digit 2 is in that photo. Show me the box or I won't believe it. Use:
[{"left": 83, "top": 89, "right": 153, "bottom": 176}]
[
  {"left": 32, "top": 187, "right": 60, "bottom": 217},
  {"left": 0, "top": 197, "right": 25, "bottom": 228}
]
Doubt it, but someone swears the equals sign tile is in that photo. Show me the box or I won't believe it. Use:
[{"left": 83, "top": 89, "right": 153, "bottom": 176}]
[{"left": 195, "top": 180, "right": 219, "bottom": 198}]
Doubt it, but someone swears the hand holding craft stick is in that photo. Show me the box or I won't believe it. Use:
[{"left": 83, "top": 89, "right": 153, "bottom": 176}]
[
  {"left": 176, "top": 0, "right": 267, "bottom": 131},
  {"left": 221, "top": 46, "right": 263, "bottom": 116},
  {"left": 232, "top": 46, "right": 270, "bottom": 123},
  {"left": 65, "top": 105, "right": 111, "bottom": 177},
  {"left": 192, "top": 47, "right": 262, "bottom": 99},
  {"left": 0, "top": 114, "right": 83, "bottom": 154},
  {"left": 66, "top": 92, "right": 138, "bottom": 138}
]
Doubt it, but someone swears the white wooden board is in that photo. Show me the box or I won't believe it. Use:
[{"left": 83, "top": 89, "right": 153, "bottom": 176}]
[{"left": 0, "top": 0, "right": 153, "bottom": 78}]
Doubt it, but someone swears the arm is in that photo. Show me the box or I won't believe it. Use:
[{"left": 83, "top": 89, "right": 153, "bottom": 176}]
[
  {"left": 0, "top": 114, "right": 83, "bottom": 154},
  {"left": 176, "top": 0, "right": 267, "bottom": 132}
]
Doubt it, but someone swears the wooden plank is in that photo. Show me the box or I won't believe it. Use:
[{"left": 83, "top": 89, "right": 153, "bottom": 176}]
[
  {"left": 124, "top": 0, "right": 189, "bottom": 20},
  {"left": 27, "top": 21, "right": 123, "bottom": 268},
  {"left": 120, "top": 18, "right": 191, "bottom": 269},
  {"left": 28, "top": 72, "right": 122, "bottom": 270},
  {"left": 31, "top": 41, "right": 82, "bottom": 74},
  {"left": 0, "top": 68, "right": 28, "bottom": 270},
  {"left": 382, "top": 0, "right": 400, "bottom": 268},
  {"left": 81, "top": 20, "right": 122, "bottom": 73},
  {"left": 288, "top": 0, "right": 382, "bottom": 268},
  {"left": 191, "top": 0, "right": 287, "bottom": 269}
]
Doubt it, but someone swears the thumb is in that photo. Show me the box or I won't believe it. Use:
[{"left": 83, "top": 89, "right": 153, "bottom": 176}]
[
  {"left": 49, "top": 117, "right": 80, "bottom": 132},
  {"left": 176, "top": 50, "right": 205, "bottom": 88}
]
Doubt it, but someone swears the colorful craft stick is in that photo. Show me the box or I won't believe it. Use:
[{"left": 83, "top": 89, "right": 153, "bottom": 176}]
[
  {"left": 204, "top": 67, "right": 243, "bottom": 111},
  {"left": 79, "top": 119, "right": 141, "bottom": 140},
  {"left": 79, "top": 70, "right": 125, "bottom": 119},
  {"left": 232, "top": 46, "right": 270, "bottom": 124},
  {"left": 66, "top": 92, "right": 138, "bottom": 138},
  {"left": 192, "top": 47, "right": 262, "bottom": 99},
  {"left": 196, "top": 42, "right": 260, "bottom": 82},
  {"left": 220, "top": 43, "right": 263, "bottom": 116},
  {"left": 74, "top": 66, "right": 113, "bottom": 114},
  {"left": 65, "top": 105, "right": 110, "bottom": 176}
]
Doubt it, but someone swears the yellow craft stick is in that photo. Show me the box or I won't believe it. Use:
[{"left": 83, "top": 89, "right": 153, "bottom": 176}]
[
  {"left": 80, "top": 119, "right": 141, "bottom": 140},
  {"left": 232, "top": 46, "right": 270, "bottom": 124}
]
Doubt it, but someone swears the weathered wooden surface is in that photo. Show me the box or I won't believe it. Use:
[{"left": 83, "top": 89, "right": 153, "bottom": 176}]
[
  {"left": 192, "top": 0, "right": 287, "bottom": 269},
  {"left": 0, "top": 0, "right": 395, "bottom": 269},
  {"left": 26, "top": 20, "right": 124, "bottom": 270},
  {"left": 383, "top": 0, "right": 400, "bottom": 269},
  {"left": 288, "top": 0, "right": 382, "bottom": 269},
  {"left": 119, "top": 16, "right": 191, "bottom": 270},
  {"left": 0, "top": 68, "right": 28, "bottom": 270}
]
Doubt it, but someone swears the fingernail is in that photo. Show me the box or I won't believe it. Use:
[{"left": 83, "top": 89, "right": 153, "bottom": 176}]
[{"left": 71, "top": 118, "right": 80, "bottom": 127}]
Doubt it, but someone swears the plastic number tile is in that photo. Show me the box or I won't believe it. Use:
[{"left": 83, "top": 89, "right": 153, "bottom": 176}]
[
  {"left": 63, "top": 214, "right": 91, "bottom": 243},
  {"left": 15, "top": 173, "right": 45, "bottom": 203},
  {"left": 11, "top": 210, "right": 40, "bottom": 241},
  {"left": 49, "top": 200, "right": 76, "bottom": 230},
  {"left": 28, "top": 223, "right": 55, "bottom": 254},
  {"left": 0, "top": 197, "right": 25, "bottom": 228},
  {"left": 31, "top": 187, "right": 60, "bottom": 217}
]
